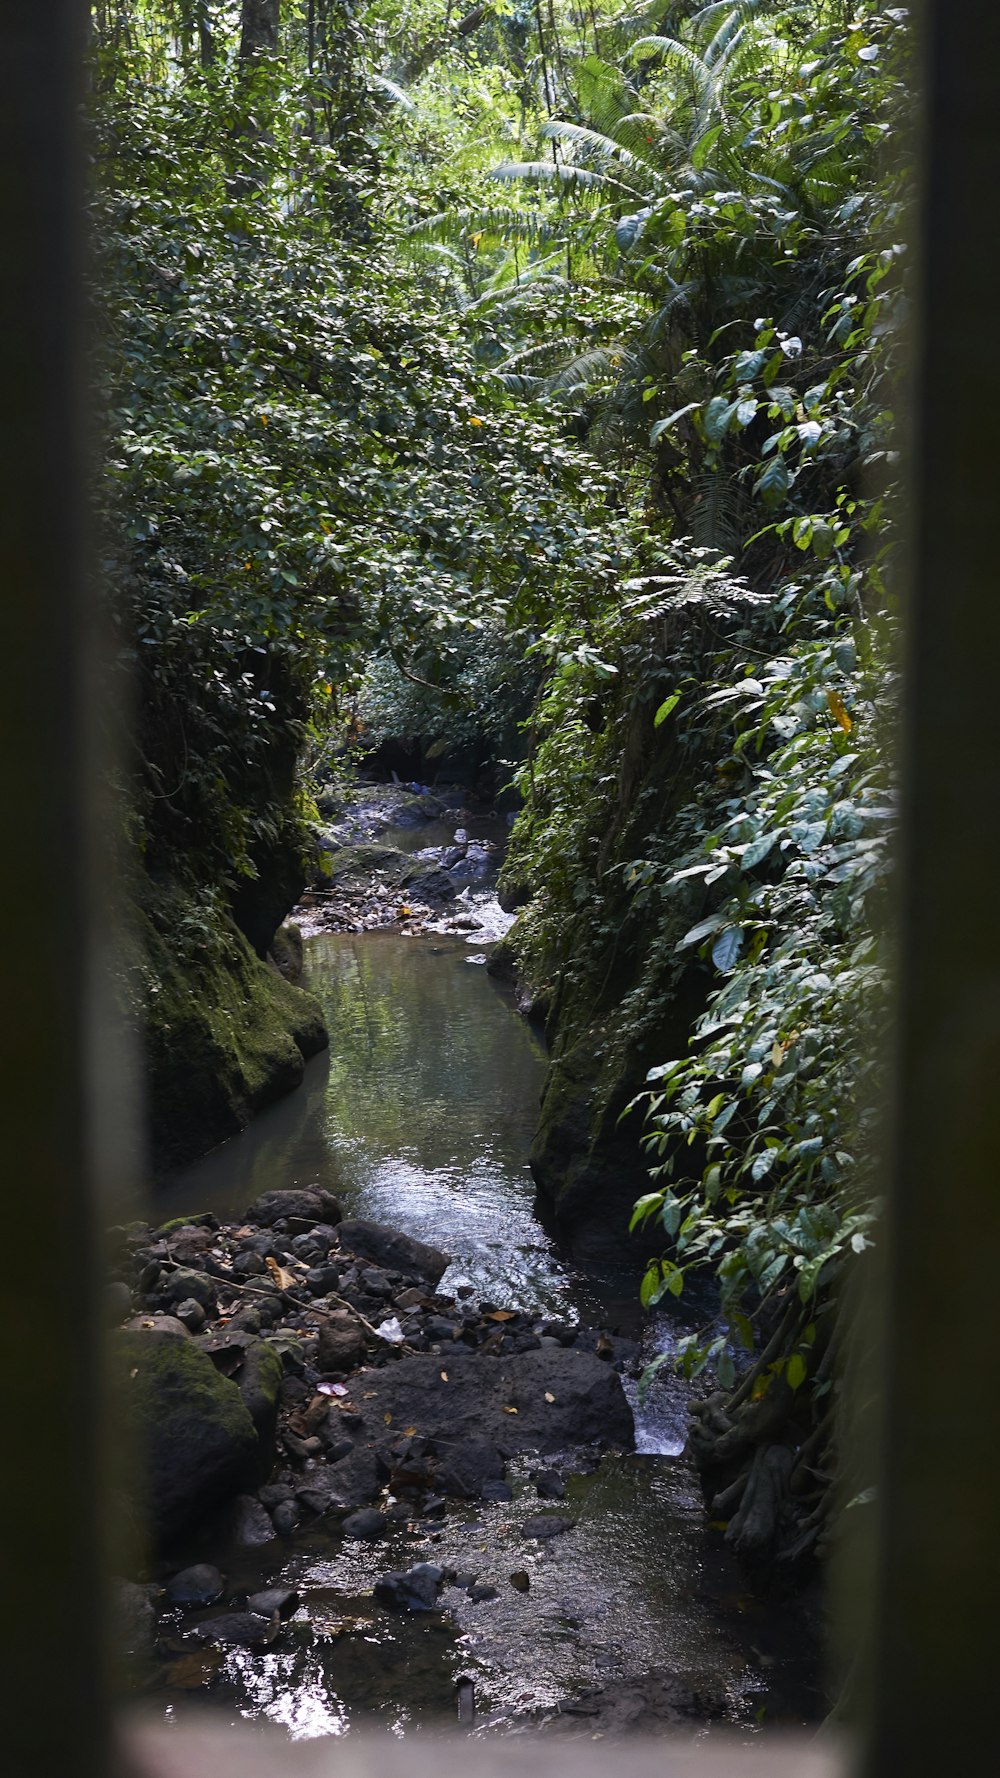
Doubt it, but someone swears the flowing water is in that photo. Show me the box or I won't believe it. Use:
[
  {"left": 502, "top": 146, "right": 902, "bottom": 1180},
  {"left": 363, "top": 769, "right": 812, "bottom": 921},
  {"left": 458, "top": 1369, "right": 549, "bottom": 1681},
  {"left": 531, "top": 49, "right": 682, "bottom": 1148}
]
[{"left": 151, "top": 895, "right": 823, "bottom": 1738}]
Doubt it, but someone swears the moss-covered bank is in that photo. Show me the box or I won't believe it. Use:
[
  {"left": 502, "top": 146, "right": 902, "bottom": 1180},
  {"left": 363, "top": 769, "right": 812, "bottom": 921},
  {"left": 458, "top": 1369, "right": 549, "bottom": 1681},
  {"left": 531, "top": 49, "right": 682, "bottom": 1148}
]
[{"left": 127, "top": 880, "right": 327, "bottom": 1172}]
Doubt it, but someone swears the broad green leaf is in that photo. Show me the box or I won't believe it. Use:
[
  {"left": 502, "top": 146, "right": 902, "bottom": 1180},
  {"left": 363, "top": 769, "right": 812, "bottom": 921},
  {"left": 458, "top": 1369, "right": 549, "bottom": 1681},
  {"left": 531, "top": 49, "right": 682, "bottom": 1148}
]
[
  {"left": 630, "top": 1191, "right": 665, "bottom": 1233},
  {"left": 755, "top": 455, "right": 790, "bottom": 506},
  {"left": 712, "top": 927, "right": 743, "bottom": 971}
]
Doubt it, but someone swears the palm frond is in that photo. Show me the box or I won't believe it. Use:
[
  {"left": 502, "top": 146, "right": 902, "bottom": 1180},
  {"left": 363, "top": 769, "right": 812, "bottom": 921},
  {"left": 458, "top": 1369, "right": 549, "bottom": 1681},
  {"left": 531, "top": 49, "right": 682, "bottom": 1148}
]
[
  {"left": 540, "top": 344, "right": 643, "bottom": 396},
  {"left": 405, "top": 205, "right": 556, "bottom": 250},
  {"left": 492, "top": 160, "right": 613, "bottom": 196},
  {"left": 630, "top": 36, "right": 713, "bottom": 97},
  {"left": 368, "top": 73, "right": 417, "bottom": 114},
  {"left": 541, "top": 120, "right": 662, "bottom": 182}
]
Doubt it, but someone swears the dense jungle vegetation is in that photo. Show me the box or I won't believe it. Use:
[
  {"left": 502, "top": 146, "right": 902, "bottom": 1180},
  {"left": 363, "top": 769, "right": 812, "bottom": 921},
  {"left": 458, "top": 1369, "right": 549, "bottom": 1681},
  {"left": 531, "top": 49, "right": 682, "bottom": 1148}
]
[{"left": 95, "top": 0, "right": 906, "bottom": 1562}]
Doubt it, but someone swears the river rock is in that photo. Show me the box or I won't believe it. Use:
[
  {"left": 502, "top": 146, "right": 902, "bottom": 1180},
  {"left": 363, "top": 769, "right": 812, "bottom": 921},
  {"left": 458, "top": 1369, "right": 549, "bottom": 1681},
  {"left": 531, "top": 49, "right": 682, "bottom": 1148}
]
[
  {"left": 166, "top": 1563, "right": 225, "bottom": 1607},
  {"left": 244, "top": 1187, "right": 342, "bottom": 1230},
  {"left": 315, "top": 1308, "right": 367, "bottom": 1374},
  {"left": 342, "top": 1507, "right": 388, "bottom": 1540},
  {"left": 175, "top": 1298, "right": 206, "bottom": 1332},
  {"left": 531, "top": 1467, "right": 566, "bottom": 1500},
  {"left": 190, "top": 1609, "right": 279, "bottom": 1648},
  {"left": 307, "top": 1444, "right": 383, "bottom": 1513},
  {"left": 107, "top": 1280, "right": 132, "bottom": 1322},
  {"left": 231, "top": 1493, "right": 276, "bottom": 1547},
  {"left": 111, "top": 1329, "right": 260, "bottom": 1542},
  {"left": 247, "top": 1586, "right": 299, "bottom": 1619},
  {"left": 236, "top": 1338, "right": 283, "bottom": 1463},
  {"left": 161, "top": 1268, "right": 218, "bottom": 1314},
  {"left": 127, "top": 1313, "right": 191, "bottom": 1338},
  {"left": 349, "top": 1349, "right": 634, "bottom": 1455},
  {"left": 336, "top": 1219, "right": 450, "bottom": 1285},
  {"left": 374, "top": 1563, "right": 444, "bottom": 1611},
  {"left": 522, "top": 1514, "right": 574, "bottom": 1540},
  {"left": 272, "top": 1499, "right": 300, "bottom": 1535},
  {"left": 306, "top": 1263, "right": 340, "bottom": 1296}
]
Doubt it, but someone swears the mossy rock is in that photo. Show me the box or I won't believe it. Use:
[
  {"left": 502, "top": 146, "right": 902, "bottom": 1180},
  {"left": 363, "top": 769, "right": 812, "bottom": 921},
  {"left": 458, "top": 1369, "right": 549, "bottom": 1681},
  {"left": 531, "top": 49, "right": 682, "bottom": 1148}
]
[
  {"left": 127, "top": 879, "right": 328, "bottom": 1172},
  {"left": 238, "top": 1339, "right": 284, "bottom": 1470},
  {"left": 269, "top": 921, "right": 304, "bottom": 983},
  {"left": 323, "top": 842, "right": 455, "bottom": 902},
  {"left": 112, "top": 1329, "right": 260, "bottom": 1544},
  {"left": 323, "top": 841, "right": 409, "bottom": 888}
]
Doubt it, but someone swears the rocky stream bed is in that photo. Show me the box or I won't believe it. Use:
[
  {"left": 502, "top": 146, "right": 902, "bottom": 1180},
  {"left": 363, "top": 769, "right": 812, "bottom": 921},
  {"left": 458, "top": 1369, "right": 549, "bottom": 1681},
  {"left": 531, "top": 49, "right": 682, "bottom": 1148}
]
[{"left": 110, "top": 784, "right": 823, "bottom": 1740}]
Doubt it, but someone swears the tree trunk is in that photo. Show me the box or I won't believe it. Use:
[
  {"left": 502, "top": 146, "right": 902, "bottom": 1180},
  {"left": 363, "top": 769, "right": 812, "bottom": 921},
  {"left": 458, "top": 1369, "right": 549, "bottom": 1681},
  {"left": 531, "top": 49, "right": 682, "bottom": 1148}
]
[
  {"left": 199, "top": 2, "right": 215, "bottom": 66},
  {"left": 240, "top": 0, "right": 280, "bottom": 60}
]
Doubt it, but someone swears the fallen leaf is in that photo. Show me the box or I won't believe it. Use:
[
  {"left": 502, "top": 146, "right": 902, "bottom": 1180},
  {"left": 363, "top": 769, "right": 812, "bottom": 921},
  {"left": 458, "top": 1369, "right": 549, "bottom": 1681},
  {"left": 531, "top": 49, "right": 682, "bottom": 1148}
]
[
  {"left": 485, "top": 1310, "right": 516, "bottom": 1322},
  {"left": 440, "top": 1371, "right": 448, "bottom": 1382},
  {"left": 384, "top": 1412, "right": 392, "bottom": 1425},
  {"left": 266, "top": 1255, "right": 295, "bottom": 1291},
  {"left": 404, "top": 1425, "right": 417, "bottom": 1436},
  {"left": 317, "top": 1381, "right": 348, "bottom": 1397},
  {"left": 503, "top": 1405, "right": 518, "bottom": 1415},
  {"left": 544, "top": 1392, "right": 555, "bottom": 1404},
  {"left": 129, "top": 1367, "right": 139, "bottom": 1379}
]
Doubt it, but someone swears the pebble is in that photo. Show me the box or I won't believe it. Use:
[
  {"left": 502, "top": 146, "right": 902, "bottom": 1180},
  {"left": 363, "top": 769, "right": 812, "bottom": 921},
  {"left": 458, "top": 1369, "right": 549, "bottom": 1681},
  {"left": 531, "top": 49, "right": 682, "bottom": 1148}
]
[{"left": 272, "top": 1499, "right": 300, "bottom": 1536}]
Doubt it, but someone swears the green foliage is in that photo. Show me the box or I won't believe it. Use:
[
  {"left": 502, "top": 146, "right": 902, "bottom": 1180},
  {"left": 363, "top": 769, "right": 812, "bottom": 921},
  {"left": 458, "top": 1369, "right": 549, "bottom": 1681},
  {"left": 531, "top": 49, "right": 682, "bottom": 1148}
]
[
  {"left": 93, "top": 6, "right": 627, "bottom": 892},
  {"left": 493, "top": 0, "right": 907, "bottom": 1405}
]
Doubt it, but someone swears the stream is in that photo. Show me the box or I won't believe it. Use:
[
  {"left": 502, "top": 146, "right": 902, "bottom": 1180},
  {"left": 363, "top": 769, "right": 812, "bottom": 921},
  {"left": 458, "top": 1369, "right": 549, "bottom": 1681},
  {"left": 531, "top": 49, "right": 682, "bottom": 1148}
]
[{"left": 150, "top": 887, "right": 822, "bottom": 1738}]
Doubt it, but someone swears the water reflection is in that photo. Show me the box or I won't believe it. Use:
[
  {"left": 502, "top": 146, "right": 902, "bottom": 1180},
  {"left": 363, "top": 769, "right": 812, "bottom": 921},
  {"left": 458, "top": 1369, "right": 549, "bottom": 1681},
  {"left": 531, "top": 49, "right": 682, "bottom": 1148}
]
[{"left": 167, "top": 928, "right": 581, "bottom": 1311}]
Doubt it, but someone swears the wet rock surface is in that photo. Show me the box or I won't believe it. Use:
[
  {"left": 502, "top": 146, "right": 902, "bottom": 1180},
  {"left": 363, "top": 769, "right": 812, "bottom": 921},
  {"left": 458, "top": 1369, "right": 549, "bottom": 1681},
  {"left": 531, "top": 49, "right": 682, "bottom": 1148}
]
[
  {"left": 107, "top": 1208, "right": 638, "bottom": 1559},
  {"left": 294, "top": 780, "right": 511, "bottom": 939}
]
